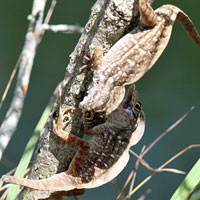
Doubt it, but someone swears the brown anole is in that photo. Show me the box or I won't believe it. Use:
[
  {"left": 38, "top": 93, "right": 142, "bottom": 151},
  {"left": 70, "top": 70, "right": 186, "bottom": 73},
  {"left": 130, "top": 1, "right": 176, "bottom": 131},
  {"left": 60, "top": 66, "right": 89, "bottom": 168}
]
[
  {"left": 80, "top": 0, "right": 200, "bottom": 116},
  {"left": 2, "top": 0, "right": 200, "bottom": 194},
  {"left": 2, "top": 85, "right": 145, "bottom": 191}
]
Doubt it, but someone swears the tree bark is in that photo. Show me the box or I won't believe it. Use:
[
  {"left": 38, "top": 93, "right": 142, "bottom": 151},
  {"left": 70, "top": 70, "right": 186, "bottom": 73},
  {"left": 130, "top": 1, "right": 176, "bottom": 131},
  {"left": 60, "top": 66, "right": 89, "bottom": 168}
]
[{"left": 26, "top": 0, "right": 153, "bottom": 199}]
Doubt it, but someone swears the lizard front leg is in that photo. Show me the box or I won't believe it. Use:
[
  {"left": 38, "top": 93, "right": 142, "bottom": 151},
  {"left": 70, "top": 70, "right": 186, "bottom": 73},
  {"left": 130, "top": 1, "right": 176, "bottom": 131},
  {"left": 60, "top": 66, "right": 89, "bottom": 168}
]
[
  {"left": 53, "top": 88, "right": 90, "bottom": 177},
  {"left": 80, "top": 45, "right": 103, "bottom": 72},
  {"left": 1, "top": 88, "right": 90, "bottom": 191},
  {"left": 1, "top": 86, "right": 144, "bottom": 192}
]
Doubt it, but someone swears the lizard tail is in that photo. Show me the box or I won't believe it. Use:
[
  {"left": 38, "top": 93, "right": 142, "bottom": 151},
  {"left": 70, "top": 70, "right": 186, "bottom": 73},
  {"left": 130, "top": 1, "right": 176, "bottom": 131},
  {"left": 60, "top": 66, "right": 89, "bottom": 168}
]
[{"left": 2, "top": 172, "right": 79, "bottom": 191}]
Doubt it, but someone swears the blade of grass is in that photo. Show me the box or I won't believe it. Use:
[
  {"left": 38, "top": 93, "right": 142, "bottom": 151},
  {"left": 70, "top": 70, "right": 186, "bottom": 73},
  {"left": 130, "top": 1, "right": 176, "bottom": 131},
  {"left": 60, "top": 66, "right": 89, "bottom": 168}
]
[
  {"left": 6, "top": 105, "right": 50, "bottom": 200},
  {"left": 0, "top": 55, "right": 21, "bottom": 111},
  {"left": 170, "top": 159, "right": 200, "bottom": 200},
  {"left": 22, "top": 189, "right": 30, "bottom": 200}
]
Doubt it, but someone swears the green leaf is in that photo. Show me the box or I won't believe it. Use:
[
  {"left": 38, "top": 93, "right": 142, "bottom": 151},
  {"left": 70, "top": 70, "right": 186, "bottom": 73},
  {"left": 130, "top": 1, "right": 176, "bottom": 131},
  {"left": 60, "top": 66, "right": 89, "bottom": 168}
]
[
  {"left": 170, "top": 159, "right": 200, "bottom": 200},
  {"left": 6, "top": 106, "right": 50, "bottom": 200}
]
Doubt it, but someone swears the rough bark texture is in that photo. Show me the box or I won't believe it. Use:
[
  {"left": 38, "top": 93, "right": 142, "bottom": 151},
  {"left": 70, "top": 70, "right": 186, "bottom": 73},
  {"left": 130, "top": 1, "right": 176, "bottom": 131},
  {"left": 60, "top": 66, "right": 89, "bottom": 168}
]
[{"left": 25, "top": 0, "right": 153, "bottom": 199}]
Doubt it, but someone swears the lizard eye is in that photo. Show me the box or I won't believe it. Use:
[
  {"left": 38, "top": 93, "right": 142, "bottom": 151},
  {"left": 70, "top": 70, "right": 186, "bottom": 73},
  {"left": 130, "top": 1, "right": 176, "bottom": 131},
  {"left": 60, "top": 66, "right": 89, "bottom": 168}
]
[
  {"left": 135, "top": 101, "right": 142, "bottom": 112},
  {"left": 131, "top": 101, "right": 142, "bottom": 119},
  {"left": 84, "top": 111, "right": 94, "bottom": 121}
]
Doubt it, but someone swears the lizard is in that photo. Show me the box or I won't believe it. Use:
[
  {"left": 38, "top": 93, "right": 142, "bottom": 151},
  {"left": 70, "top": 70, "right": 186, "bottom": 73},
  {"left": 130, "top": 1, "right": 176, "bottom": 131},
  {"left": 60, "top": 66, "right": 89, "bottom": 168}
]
[
  {"left": 80, "top": 0, "right": 200, "bottom": 116},
  {"left": 3, "top": 0, "right": 199, "bottom": 194},
  {"left": 2, "top": 84, "right": 145, "bottom": 191}
]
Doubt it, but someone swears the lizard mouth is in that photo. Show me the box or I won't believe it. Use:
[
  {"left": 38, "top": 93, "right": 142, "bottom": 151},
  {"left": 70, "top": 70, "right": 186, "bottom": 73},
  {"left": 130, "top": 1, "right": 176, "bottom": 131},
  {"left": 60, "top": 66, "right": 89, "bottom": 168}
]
[
  {"left": 121, "top": 84, "right": 142, "bottom": 119},
  {"left": 124, "top": 106, "right": 132, "bottom": 115}
]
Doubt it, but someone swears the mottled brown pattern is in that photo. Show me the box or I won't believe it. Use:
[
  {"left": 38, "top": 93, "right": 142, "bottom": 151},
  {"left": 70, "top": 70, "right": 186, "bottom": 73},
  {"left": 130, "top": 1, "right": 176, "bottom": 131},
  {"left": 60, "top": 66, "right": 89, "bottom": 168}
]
[
  {"left": 2, "top": 0, "right": 199, "bottom": 193},
  {"left": 80, "top": 0, "right": 200, "bottom": 116},
  {"left": 2, "top": 84, "right": 145, "bottom": 191},
  {"left": 78, "top": 123, "right": 133, "bottom": 182},
  {"left": 59, "top": 85, "right": 143, "bottom": 183}
]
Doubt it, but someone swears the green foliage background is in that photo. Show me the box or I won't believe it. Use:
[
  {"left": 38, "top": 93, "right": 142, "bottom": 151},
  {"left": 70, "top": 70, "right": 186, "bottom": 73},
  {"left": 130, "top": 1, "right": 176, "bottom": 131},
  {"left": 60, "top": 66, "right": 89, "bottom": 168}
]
[{"left": 0, "top": 0, "right": 200, "bottom": 199}]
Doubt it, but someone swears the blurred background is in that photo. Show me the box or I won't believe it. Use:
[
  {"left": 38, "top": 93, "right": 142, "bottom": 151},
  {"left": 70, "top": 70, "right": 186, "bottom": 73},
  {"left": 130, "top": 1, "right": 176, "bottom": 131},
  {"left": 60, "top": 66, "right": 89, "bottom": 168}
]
[{"left": 0, "top": 0, "right": 199, "bottom": 199}]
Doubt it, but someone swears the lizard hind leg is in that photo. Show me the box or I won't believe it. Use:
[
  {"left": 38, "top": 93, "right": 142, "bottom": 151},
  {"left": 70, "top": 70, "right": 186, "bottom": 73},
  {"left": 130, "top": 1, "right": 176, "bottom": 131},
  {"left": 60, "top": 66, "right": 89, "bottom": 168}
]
[
  {"left": 139, "top": 0, "right": 200, "bottom": 47},
  {"left": 80, "top": 45, "right": 103, "bottom": 72},
  {"left": 139, "top": 0, "right": 158, "bottom": 27}
]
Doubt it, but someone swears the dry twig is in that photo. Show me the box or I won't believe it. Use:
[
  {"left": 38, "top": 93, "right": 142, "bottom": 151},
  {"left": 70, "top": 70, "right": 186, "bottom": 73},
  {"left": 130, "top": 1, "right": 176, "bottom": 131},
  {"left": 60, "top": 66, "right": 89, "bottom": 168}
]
[
  {"left": 116, "top": 107, "right": 194, "bottom": 200},
  {"left": 123, "top": 144, "right": 200, "bottom": 200},
  {"left": 0, "top": 0, "right": 56, "bottom": 160},
  {"left": 41, "top": 24, "right": 84, "bottom": 34}
]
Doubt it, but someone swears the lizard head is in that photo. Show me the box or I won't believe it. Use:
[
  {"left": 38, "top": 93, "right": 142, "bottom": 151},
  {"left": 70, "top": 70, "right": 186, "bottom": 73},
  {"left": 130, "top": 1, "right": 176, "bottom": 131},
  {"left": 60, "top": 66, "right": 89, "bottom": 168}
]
[
  {"left": 122, "top": 84, "right": 145, "bottom": 147},
  {"left": 107, "top": 84, "right": 145, "bottom": 134},
  {"left": 122, "top": 84, "right": 143, "bottom": 120}
]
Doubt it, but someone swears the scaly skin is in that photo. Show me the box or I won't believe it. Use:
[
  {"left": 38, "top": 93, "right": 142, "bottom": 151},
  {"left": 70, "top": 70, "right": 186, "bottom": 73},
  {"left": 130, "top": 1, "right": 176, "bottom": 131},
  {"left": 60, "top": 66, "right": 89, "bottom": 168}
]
[
  {"left": 80, "top": 0, "right": 200, "bottom": 116},
  {"left": 2, "top": 85, "right": 145, "bottom": 191}
]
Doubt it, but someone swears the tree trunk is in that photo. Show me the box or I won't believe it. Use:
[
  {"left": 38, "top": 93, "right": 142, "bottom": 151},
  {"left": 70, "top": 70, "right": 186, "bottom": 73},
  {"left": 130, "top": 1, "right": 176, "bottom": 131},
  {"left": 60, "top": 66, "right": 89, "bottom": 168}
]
[{"left": 26, "top": 0, "right": 152, "bottom": 199}]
